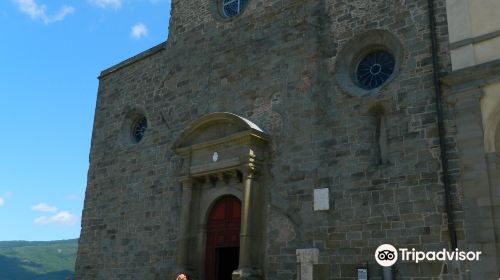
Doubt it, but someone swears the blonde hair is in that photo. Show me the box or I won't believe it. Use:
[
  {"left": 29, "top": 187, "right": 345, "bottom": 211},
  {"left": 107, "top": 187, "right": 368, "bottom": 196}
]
[{"left": 176, "top": 274, "right": 187, "bottom": 280}]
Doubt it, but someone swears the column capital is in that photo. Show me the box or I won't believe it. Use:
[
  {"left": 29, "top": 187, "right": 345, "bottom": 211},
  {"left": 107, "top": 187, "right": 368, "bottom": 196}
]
[
  {"left": 296, "top": 248, "right": 319, "bottom": 280},
  {"left": 447, "top": 87, "right": 484, "bottom": 106},
  {"left": 179, "top": 177, "right": 193, "bottom": 187},
  {"left": 240, "top": 164, "right": 256, "bottom": 179},
  {"left": 296, "top": 248, "right": 319, "bottom": 264}
]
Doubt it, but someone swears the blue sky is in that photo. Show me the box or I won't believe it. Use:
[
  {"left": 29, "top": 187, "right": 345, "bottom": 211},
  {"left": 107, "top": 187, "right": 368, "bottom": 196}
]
[{"left": 0, "top": 0, "right": 170, "bottom": 241}]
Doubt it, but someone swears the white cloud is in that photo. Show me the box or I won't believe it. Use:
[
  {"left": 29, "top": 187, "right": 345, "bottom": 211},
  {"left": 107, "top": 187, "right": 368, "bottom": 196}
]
[
  {"left": 34, "top": 211, "right": 79, "bottom": 226},
  {"left": 88, "top": 0, "right": 122, "bottom": 9},
  {"left": 0, "top": 197, "right": 4, "bottom": 207},
  {"left": 12, "top": 0, "right": 75, "bottom": 24},
  {"left": 131, "top": 23, "right": 148, "bottom": 39},
  {"left": 31, "top": 203, "right": 57, "bottom": 213}
]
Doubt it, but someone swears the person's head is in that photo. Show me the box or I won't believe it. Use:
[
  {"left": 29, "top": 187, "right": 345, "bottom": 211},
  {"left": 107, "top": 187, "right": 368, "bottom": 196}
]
[{"left": 176, "top": 273, "right": 187, "bottom": 280}]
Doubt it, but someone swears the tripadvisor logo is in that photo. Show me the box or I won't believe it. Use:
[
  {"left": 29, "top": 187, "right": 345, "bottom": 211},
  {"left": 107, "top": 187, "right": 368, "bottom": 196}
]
[
  {"left": 375, "top": 244, "right": 398, "bottom": 267},
  {"left": 375, "top": 244, "right": 482, "bottom": 266}
]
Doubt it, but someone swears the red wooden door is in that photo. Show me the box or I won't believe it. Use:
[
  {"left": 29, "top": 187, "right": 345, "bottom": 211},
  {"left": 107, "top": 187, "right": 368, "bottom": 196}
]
[{"left": 205, "top": 196, "right": 241, "bottom": 280}]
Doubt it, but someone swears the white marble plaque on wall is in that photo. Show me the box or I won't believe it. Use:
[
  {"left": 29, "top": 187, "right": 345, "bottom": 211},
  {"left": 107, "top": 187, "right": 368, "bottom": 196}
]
[
  {"left": 313, "top": 188, "right": 329, "bottom": 211},
  {"left": 357, "top": 268, "right": 368, "bottom": 280}
]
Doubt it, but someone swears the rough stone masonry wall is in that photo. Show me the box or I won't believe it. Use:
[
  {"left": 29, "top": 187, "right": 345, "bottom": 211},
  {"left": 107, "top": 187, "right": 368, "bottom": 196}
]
[{"left": 75, "top": 0, "right": 467, "bottom": 279}]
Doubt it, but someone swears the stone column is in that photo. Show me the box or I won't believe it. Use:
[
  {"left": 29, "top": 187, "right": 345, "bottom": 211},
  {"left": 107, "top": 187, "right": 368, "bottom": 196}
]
[
  {"left": 485, "top": 153, "right": 499, "bottom": 196},
  {"left": 233, "top": 168, "right": 262, "bottom": 280},
  {"left": 176, "top": 179, "right": 193, "bottom": 274},
  {"left": 451, "top": 89, "right": 499, "bottom": 278},
  {"left": 486, "top": 152, "right": 500, "bottom": 270},
  {"left": 296, "top": 248, "right": 319, "bottom": 280}
]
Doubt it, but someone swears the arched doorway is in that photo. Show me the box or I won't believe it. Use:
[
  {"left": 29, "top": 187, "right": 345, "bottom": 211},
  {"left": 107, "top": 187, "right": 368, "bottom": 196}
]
[{"left": 205, "top": 196, "right": 241, "bottom": 280}]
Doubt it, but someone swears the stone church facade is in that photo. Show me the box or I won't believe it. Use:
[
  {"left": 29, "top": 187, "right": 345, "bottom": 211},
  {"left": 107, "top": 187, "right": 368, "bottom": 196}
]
[{"left": 75, "top": 0, "right": 500, "bottom": 279}]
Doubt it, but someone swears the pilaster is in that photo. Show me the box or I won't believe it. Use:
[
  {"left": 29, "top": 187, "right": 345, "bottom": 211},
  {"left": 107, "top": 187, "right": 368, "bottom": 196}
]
[
  {"left": 449, "top": 88, "right": 499, "bottom": 278},
  {"left": 176, "top": 179, "right": 193, "bottom": 275}
]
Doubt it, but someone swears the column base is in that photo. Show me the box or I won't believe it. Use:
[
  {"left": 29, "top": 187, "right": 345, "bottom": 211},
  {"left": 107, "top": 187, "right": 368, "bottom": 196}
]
[{"left": 232, "top": 268, "right": 263, "bottom": 280}]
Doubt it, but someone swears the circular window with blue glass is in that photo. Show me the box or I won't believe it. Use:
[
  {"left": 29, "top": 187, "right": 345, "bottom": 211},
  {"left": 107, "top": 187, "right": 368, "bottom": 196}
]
[
  {"left": 119, "top": 109, "right": 149, "bottom": 147},
  {"left": 355, "top": 50, "right": 396, "bottom": 90},
  {"left": 335, "top": 30, "right": 403, "bottom": 97},
  {"left": 222, "top": 0, "right": 248, "bottom": 18},
  {"left": 211, "top": 0, "right": 248, "bottom": 20}
]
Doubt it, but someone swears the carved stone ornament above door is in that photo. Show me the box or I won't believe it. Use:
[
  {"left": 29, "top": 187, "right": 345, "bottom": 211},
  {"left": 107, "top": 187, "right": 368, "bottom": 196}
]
[{"left": 172, "top": 112, "right": 269, "bottom": 181}]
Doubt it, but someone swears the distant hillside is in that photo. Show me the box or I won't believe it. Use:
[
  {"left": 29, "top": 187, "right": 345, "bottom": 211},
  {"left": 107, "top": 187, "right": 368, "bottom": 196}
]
[{"left": 0, "top": 239, "right": 78, "bottom": 280}]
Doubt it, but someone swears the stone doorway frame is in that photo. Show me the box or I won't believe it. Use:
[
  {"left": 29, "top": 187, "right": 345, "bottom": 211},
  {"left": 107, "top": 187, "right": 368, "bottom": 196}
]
[{"left": 172, "top": 112, "right": 269, "bottom": 280}]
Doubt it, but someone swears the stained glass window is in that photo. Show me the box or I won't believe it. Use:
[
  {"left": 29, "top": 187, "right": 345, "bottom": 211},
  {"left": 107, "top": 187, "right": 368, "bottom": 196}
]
[
  {"left": 132, "top": 116, "right": 147, "bottom": 143},
  {"left": 356, "top": 51, "right": 395, "bottom": 90},
  {"left": 222, "top": 0, "right": 247, "bottom": 18}
]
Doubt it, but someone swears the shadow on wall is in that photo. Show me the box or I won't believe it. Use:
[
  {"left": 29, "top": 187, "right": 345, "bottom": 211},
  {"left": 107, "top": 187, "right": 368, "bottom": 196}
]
[{"left": 0, "top": 255, "right": 74, "bottom": 280}]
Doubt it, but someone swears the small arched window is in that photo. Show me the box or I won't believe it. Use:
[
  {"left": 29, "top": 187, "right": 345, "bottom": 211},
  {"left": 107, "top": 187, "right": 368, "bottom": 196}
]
[
  {"left": 368, "top": 104, "right": 389, "bottom": 166},
  {"left": 222, "top": 0, "right": 248, "bottom": 18},
  {"left": 375, "top": 114, "right": 389, "bottom": 165}
]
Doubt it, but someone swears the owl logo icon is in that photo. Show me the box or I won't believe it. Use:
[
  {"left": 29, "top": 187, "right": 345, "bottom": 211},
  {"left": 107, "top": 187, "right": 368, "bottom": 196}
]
[{"left": 375, "top": 244, "right": 398, "bottom": 267}]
